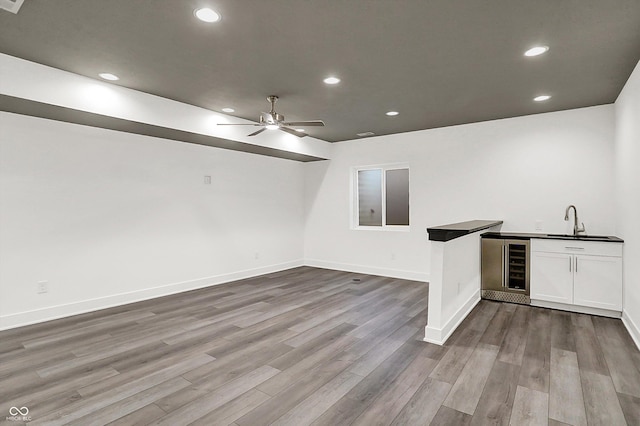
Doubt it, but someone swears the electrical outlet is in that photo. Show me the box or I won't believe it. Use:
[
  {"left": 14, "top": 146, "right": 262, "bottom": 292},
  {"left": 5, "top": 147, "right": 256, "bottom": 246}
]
[
  {"left": 391, "top": 253, "right": 396, "bottom": 260},
  {"left": 535, "top": 220, "right": 543, "bottom": 231},
  {"left": 457, "top": 282, "right": 461, "bottom": 294},
  {"left": 254, "top": 252, "right": 260, "bottom": 260},
  {"left": 204, "top": 175, "right": 211, "bottom": 184},
  {"left": 37, "top": 281, "right": 48, "bottom": 294}
]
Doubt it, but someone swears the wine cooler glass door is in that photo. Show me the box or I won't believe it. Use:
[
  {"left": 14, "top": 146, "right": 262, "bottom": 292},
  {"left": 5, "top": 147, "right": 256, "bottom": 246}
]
[{"left": 506, "top": 242, "right": 528, "bottom": 291}]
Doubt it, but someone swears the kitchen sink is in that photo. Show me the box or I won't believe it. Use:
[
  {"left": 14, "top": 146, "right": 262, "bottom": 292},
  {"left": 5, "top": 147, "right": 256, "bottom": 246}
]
[{"left": 546, "top": 234, "right": 615, "bottom": 242}]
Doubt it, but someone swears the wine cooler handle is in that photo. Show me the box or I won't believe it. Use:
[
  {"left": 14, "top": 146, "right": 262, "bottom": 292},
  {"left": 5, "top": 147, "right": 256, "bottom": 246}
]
[{"left": 502, "top": 245, "right": 507, "bottom": 287}]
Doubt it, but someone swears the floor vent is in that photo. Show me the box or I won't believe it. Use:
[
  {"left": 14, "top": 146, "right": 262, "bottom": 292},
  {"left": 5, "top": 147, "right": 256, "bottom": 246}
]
[
  {"left": 0, "top": 0, "right": 25, "bottom": 14},
  {"left": 481, "top": 290, "right": 530, "bottom": 305}
]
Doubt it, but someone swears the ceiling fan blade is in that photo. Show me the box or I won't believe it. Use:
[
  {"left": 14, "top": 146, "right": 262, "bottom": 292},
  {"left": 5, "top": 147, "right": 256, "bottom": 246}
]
[
  {"left": 281, "top": 120, "right": 325, "bottom": 127},
  {"left": 279, "top": 126, "right": 307, "bottom": 138},
  {"left": 248, "top": 128, "right": 267, "bottom": 137},
  {"left": 216, "top": 123, "right": 262, "bottom": 126}
]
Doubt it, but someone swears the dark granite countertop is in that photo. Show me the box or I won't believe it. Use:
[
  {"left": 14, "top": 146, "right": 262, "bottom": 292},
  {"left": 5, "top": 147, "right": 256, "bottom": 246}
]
[
  {"left": 427, "top": 220, "right": 503, "bottom": 242},
  {"left": 482, "top": 231, "right": 624, "bottom": 243}
]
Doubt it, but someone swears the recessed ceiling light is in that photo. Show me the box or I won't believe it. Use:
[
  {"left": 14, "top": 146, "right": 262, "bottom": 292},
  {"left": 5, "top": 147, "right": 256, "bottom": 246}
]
[
  {"left": 357, "top": 132, "right": 375, "bottom": 137},
  {"left": 194, "top": 8, "right": 221, "bottom": 23},
  {"left": 524, "top": 46, "right": 549, "bottom": 57},
  {"left": 386, "top": 111, "right": 399, "bottom": 116},
  {"left": 323, "top": 76, "right": 341, "bottom": 85},
  {"left": 295, "top": 129, "right": 305, "bottom": 132},
  {"left": 98, "top": 73, "right": 119, "bottom": 81},
  {"left": 221, "top": 107, "right": 235, "bottom": 113},
  {"left": 533, "top": 95, "right": 551, "bottom": 102},
  {"left": 265, "top": 124, "right": 279, "bottom": 130}
]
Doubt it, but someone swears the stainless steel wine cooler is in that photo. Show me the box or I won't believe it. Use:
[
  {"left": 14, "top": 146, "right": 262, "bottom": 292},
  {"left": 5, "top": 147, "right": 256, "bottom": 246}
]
[{"left": 481, "top": 236, "right": 530, "bottom": 304}]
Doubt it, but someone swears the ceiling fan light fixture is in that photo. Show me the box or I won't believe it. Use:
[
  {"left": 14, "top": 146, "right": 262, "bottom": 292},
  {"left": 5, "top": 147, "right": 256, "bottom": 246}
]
[
  {"left": 98, "top": 72, "right": 119, "bottom": 81},
  {"left": 265, "top": 124, "right": 279, "bottom": 130},
  {"left": 323, "top": 76, "right": 341, "bottom": 85},
  {"left": 194, "top": 8, "right": 221, "bottom": 23},
  {"left": 524, "top": 46, "right": 549, "bottom": 57},
  {"left": 533, "top": 95, "right": 551, "bottom": 102}
]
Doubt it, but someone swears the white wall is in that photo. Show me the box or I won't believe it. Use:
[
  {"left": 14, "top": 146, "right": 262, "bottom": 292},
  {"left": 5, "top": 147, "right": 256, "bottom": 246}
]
[
  {"left": 615, "top": 61, "right": 640, "bottom": 347},
  {"left": 304, "top": 105, "right": 616, "bottom": 281},
  {"left": 0, "top": 54, "right": 627, "bottom": 331},
  {"left": 0, "top": 112, "right": 306, "bottom": 329}
]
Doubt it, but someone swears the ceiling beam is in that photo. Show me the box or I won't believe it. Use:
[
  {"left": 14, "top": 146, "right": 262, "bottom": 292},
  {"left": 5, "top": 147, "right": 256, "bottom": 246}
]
[{"left": 0, "top": 95, "right": 328, "bottom": 162}]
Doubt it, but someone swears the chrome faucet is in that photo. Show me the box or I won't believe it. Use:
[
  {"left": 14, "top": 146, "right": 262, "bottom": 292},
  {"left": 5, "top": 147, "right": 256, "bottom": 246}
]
[{"left": 564, "top": 205, "right": 586, "bottom": 236}]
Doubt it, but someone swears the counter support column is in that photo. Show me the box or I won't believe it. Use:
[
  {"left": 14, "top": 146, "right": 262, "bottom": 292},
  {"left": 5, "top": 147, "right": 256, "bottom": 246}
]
[{"left": 424, "top": 220, "right": 502, "bottom": 345}]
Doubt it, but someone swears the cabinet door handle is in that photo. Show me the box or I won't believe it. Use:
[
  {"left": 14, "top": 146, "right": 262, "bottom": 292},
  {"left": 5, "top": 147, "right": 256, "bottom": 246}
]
[
  {"left": 569, "top": 257, "right": 572, "bottom": 272},
  {"left": 575, "top": 257, "right": 578, "bottom": 273},
  {"left": 565, "top": 246, "right": 585, "bottom": 250}
]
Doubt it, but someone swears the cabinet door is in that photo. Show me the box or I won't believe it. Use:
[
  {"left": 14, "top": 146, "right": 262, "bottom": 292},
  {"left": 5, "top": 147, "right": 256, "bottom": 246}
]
[
  {"left": 573, "top": 255, "right": 622, "bottom": 311},
  {"left": 530, "top": 252, "right": 573, "bottom": 304},
  {"left": 481, "top": 239, "right": 504, "bottom": 291}
]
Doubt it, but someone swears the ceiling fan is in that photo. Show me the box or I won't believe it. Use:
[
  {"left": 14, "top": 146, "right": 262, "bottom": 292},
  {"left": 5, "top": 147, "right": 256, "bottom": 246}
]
[{"left": 217, "top": 95, "right": 325, "bottom": 137}]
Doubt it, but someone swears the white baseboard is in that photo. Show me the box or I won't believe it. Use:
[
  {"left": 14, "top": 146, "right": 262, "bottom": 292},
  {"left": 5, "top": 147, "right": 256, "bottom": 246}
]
[
  {"left": 0, "top": 259, "right": 304, "bottom": 331},
  {"left": 530, "top": 299, "right": 621, "bottom": 319},
  {"left": 622, "top": 310, "right": 640, "bottom": 351},
  {"left": 424, "top": 290, "right": 480, "bottom": 345},
  {"left": 304, "top": 259, "right": 428, "bottom": 282}
]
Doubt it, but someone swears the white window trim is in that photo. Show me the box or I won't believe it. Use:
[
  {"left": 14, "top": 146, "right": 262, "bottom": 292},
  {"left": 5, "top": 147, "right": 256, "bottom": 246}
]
[{"left": 351, "top": 163, "right": 410, "bottom": 231}]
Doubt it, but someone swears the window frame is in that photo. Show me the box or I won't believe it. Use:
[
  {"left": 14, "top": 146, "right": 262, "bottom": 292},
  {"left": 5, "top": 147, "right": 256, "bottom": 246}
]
[{"left": 351, "top": 163, "right": 410, "bottom": 231}]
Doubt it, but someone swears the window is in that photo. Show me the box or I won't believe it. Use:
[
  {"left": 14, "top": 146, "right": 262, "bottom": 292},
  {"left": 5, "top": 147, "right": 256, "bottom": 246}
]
[{"left": 353, "top": 165, "right": 409, "bottom": 228}]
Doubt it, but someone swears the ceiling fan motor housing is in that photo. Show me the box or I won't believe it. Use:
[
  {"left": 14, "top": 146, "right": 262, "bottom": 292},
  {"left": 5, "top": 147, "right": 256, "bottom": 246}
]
[{"left": 260, "top": 112, "right": 284, "bottom": 124}]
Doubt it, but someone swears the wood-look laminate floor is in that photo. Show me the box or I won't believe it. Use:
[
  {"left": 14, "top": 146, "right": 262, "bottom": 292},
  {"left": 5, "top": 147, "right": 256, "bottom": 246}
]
[{"left": 1, "top": 266, "right": 639, "bottom": 425}]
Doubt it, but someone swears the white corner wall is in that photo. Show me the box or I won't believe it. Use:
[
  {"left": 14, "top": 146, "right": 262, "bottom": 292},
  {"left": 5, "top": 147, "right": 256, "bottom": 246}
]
[
  {"left": 615, "top": 60, "right": 640, "bottom": 348},
  {"left": 0, "top": 55, "right": 628, "bottom": 332},
  {"left": 0, "top": 112, "right": 306, "bottom": 329},
  {"left": 304, "top": 105, "right": 616, "bottom": 281}
]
